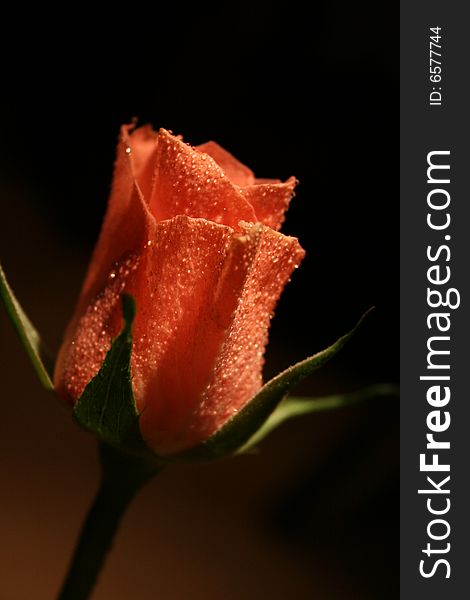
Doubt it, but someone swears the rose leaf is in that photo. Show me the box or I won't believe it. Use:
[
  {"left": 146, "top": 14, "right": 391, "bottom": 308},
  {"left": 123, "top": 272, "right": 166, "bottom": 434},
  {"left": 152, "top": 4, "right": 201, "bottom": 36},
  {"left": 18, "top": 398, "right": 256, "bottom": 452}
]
[
  {"left": 179, "top": 309, "right": 373, "bottom": 461},
  {"left": 237, "top": 382, "right": 399, "bottom": 453},
  {"left": 0, "top": 261, "right": 54, "bottom": 390},
  {"left": 73, "top": 294, "right": 153, "bottom": 458}
]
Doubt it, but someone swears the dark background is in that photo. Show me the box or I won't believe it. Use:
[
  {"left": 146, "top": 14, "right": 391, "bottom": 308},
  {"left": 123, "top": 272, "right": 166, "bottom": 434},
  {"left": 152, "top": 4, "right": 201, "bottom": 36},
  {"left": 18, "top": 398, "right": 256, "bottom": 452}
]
[{"left": 0, "top": 2, "right": 398, "bottom": 598}]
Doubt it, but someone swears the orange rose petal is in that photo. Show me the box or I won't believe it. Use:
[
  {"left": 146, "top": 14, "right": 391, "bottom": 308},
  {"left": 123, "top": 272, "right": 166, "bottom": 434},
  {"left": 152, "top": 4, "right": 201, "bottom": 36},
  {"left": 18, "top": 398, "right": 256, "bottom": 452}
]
[
  {"left": 130, "top": 216, "right": 237, "bottom": 452},
  {"left": 148, "top": 129, "right": 257, "bottom": 228},
  {"left": 79, "top": 129, "right": 156, "bottom": 303},
  {"left": 136, "top": 218, "right": 304, "bottom": 454},
  {"left": 240, "top": 176, "right": 297, "bottom": 230},
  {"left": 196, "top": 141, "right": 255, "bottom": 186},
  {"left": 180, "top": 221, "right": 305, "bottom": 449},
  {"left": 53, "top": 131, "right": 156, "bottom": 403},
  {"left": 254, "top": 177, "right": 281, "bottom": 184},
  {"left": 126, "top": 124, "right": 158, "bottom": 199}
]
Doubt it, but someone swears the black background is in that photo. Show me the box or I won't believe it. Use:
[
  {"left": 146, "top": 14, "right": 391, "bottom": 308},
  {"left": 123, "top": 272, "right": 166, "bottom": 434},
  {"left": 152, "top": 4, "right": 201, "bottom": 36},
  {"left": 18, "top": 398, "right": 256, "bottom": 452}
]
[{"left": 0, "top": 2, "right": 398, "bottom": 599}]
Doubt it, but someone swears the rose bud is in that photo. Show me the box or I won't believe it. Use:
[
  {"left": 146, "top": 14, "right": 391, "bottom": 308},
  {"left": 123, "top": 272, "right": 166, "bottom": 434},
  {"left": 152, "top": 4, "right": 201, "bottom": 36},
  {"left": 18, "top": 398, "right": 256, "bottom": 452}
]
[{"left": 53, "top": 124, "right": 305, "bottom": 456}]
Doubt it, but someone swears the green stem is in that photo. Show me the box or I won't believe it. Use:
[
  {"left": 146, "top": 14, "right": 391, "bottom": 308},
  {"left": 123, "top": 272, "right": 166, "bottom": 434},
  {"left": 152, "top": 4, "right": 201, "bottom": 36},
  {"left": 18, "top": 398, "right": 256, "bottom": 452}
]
[{"left": 57, "top": 443, "right": 162, "bottom": 600}]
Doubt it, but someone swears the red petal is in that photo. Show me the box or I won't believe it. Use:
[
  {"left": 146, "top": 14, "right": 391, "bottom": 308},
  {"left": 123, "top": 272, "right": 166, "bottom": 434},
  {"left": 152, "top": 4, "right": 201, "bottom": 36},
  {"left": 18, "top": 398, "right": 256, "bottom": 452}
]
[
  {"left": 196, "top": 141, "right": 255, "bottom": 186},
  {"left": 180, "top": 222, "right": 304, "bottom": 448},
  {"left": 137, "top": 220, "right": 305, "bottom": 453},
  {"left": 132, "top": 216, "right": 238, "bottom": 452},
  {"left": 126, "top": 124, "right": 158, "bottom": 200},
  {"left": 53, "top": 129, "right": 156, "bottom": 402},
  {"left": 147, "top": 129, "right": 257, "bottom": 228},
  {"left": 240, "top": 177, "right": 297, "bottom": 231}
]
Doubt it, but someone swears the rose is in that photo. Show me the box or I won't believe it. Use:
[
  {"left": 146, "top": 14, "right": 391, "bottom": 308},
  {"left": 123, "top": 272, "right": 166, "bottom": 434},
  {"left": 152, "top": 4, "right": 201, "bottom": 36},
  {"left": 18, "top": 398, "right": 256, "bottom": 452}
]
[
  {"left": 0, "top": 121, "right": 370, "bottom": 600},
  {"left": 54, "top": 124, "right": 305, "bottom": 455}
]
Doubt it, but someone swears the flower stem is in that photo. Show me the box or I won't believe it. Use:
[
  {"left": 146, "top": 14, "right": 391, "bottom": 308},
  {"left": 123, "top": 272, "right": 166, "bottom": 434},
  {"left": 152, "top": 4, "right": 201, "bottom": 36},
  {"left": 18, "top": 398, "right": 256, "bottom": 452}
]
[{"left": 57, "top": 443, "right": 162, "bottom": 600}]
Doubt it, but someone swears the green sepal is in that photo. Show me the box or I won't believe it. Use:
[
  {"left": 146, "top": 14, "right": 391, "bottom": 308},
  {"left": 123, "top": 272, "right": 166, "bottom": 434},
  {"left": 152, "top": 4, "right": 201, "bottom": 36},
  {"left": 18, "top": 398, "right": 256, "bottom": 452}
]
[
  {"left": 73, "top": 295, "right": 153, "bottom": 459},
  {"left": 0, "top": 261, "right": 54, "bottom": 390},
  {"left": 237, "top": 382, "right": 399, "bottom": 453},
  {"left": 177, "top": 309, "right": 372, "bottom": 461}
]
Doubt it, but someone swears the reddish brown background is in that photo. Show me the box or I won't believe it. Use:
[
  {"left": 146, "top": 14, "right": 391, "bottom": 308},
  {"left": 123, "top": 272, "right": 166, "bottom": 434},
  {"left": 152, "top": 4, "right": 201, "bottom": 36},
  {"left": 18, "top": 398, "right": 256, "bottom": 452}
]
[{"left": 0, "top": 1, "right": 398, "bottom": 598}]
